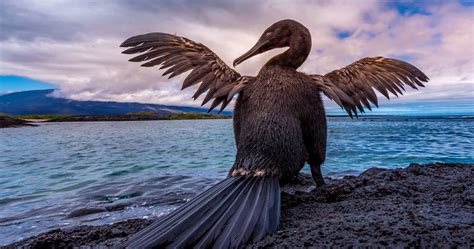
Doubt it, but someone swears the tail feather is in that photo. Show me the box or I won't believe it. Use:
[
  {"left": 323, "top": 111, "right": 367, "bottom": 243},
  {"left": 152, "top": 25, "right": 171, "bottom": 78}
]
[
  {"left": 134, "top": 177, "right": 246, "bottom": 246},
  {"left": 127, "top": 176, "right": 281, "bottom": 248},
  {"left": 171, "top": 177, "right": 256, "bottom": 248},
  {"left": 212, "top": 177, "right": 262, "bottom": 247},
  {"left": 234, "top": 181, "right": 265, "bottom": 242},
  {"left": 252, "top": 178, "right": 280, "bottom": 241},
  {"left": 192, "top": 177, "right": 259, "bottom": 248}
]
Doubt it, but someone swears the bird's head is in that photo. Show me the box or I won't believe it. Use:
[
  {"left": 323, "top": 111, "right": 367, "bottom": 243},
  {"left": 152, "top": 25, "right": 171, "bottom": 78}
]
[{"left": 233, "top": 19, "right": 311, "bottom": 67}]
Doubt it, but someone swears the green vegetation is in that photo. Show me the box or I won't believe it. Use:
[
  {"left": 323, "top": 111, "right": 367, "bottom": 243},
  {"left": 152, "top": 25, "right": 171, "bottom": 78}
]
[
  {"left": 126, "top": 112, "right": 230, "bottom": 120},
  {"left": 0, "top": 112, "right": 230, "bottom": 122},
  {"left": 0, "top": 115, "right": 37, "bottom": 128},
  {"left": 0, "top": 114, "right": 71, "bottom": 120},
  {"left": 126, "top": 111, "right": 158, "bottom": 117},
  {"left": 160, "top": 113, "right": 230, "bottom": 120}
]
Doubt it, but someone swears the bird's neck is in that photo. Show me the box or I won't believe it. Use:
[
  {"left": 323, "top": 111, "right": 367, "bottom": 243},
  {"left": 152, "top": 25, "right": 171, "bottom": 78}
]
[{"left": 266, "top": 33, "right": 312, "bottom": 69}]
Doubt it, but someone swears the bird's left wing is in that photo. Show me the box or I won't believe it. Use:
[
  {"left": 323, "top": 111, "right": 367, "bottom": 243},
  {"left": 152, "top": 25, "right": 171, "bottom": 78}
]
[
  {"left": 310, "top": 57, "right": 429, "bottom": 117},
  {"left": 121, "top": 33, "right": 254, "bottom": 112}
]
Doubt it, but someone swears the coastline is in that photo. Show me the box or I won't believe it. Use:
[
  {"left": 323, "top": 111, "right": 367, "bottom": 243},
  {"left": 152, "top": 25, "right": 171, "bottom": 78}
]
[
  {"left": 2, "top": 114, "right": 471, "bottom": 127},
  {"left": 47, "top": 113, "right": 231, "bottom": 122},
  {"left": 0, "top": 113, "right": 230, "bottom": 128},
  {"left": 0, "top": 116, "right": 36, "bottom": 128},
  {"left": 6, "top": 162, "right": 473, "bottom": 248}
]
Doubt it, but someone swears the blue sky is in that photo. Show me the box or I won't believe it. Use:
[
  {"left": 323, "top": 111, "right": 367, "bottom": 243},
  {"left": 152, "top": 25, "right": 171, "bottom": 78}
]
[
  {"left": 388, "top": 0, "right": 432, "bottom": 16},
  {"left": 0, "top": 0, "right": 472, "bottom": 115},
  {"left": 0, "top": 75, "right": 56, "bottom": 94}
]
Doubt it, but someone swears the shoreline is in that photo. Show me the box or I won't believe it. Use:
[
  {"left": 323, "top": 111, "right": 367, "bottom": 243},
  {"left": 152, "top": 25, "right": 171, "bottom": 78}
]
[
  {"left": 6, "top": 162, "right": 473, "bottom": 248},
  {"left": 0, "top": 116, "right": 36, "bottom": 128},
  {"left": 46, "top": 113, "right": 231, "bottom": 122},
  {"left": 1, "top": 113, "right": 230, "bottom": 124},
  {"left": 0, "top": 113, "right": 231, "bottom": 127},
  {"left": 1, "top": 114, "right": 471, "bottom": 127}
]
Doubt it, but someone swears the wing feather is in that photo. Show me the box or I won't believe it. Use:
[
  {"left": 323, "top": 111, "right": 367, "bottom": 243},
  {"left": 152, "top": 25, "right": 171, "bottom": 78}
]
[
  {"left": 121, "top": 33, "right": 253, "bottom": 112},
  {"left": 310, "top": 56, "right": 429, "bottom": 117}
]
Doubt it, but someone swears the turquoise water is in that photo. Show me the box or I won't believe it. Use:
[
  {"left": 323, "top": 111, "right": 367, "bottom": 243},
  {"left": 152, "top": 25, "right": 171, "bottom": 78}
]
[{"left": 0, "top": 118, "right": 473, "bottom": 245}]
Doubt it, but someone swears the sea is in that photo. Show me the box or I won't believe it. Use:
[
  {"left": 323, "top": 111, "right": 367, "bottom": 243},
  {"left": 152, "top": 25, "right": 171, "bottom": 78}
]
[{"left": 1, "top": 117, "right": 473, "bottom": 245}]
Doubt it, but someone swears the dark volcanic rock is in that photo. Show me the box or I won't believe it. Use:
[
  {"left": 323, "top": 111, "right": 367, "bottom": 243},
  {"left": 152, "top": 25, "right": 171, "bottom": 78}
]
[
  {"left": 4, "top": 219, "right": 152, "bottom": 249},
  {"left": 249, "top": 163, "right": 474, "bottom": 248},
  {"left": 6, "top": 163, "right": 474, "bottom": 248},
  {"left": 0, "top": 116, "right": 36, "bottom": 128}
]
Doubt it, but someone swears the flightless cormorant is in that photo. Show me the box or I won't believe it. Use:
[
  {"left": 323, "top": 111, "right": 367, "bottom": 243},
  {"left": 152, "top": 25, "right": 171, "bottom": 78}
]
[{"left": 121, "top": 19, "right": 429, "bottom": 248}]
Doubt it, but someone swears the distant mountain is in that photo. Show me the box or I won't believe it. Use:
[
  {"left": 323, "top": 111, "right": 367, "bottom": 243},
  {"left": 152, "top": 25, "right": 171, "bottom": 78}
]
[{"left": 0, "top": 89, "right": 231, "bottom": 116}]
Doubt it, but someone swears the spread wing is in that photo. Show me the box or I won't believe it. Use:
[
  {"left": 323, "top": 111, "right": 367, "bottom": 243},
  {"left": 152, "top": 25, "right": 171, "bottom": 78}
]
[
  {"left": 121, "top": 33, "right": 253, "bottom": 112},
  {"left": 310, "top": 56, "right": 429, "bottom": 117}
]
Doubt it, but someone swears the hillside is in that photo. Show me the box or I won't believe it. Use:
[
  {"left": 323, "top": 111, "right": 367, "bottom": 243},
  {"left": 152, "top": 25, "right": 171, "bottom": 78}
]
[{"left": 0, "top": 90, "right": 231, "bottom": 116}]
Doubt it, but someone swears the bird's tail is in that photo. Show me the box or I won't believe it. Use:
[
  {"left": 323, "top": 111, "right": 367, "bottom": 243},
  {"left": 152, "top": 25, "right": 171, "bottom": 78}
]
[{"left": 126, "top": 176, "right": 280, "bottom": 248}]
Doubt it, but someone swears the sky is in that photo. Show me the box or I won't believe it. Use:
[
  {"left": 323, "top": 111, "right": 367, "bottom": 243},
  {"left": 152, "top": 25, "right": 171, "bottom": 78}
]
[
  {"left": 0, "top": 0, "right": 473, "bottom": 114},
  {"left": 0, "top": 75, "right": 56, "bottom": 93}
]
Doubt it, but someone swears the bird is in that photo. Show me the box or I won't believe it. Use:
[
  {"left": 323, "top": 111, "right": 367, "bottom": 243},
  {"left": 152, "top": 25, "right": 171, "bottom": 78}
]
[{"left": 120, "top": 19, "right": 428, "bottom": 248}]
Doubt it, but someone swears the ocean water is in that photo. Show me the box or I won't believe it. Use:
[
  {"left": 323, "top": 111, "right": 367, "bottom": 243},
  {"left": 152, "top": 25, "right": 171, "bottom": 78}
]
[{"left": 0, "top": 117, "right": 473, "bottom": 245}]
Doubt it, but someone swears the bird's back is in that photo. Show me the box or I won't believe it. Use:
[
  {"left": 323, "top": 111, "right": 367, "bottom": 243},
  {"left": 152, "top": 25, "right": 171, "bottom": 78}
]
[{"left": 232, "top": 65, "right": 325, "bottom": 183}]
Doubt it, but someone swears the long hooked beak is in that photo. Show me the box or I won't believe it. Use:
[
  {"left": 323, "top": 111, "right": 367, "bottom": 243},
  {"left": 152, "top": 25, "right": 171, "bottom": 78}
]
[{"left": 233, "top": 40, "right": 267, "bottom": 67}]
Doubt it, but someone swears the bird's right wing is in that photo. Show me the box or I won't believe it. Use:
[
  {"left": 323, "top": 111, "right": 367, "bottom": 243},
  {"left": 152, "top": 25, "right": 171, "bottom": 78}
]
[{"left": 121, "top": 33, "right": 254, "bottom": 112}]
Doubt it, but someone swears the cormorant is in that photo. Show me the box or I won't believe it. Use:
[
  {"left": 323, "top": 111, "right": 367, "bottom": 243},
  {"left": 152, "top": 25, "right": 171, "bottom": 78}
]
[{"left": 121, "top": 19, "right": 428, "bottom": 248}]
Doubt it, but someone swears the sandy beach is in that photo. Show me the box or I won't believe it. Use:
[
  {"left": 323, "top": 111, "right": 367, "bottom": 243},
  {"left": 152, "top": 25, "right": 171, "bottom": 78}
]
[{"left": 6, "top": 162, "right": 473, "bottom": 248}]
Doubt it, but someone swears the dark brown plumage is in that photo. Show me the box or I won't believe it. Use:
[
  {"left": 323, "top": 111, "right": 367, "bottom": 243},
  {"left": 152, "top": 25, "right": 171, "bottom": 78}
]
[
  {"left": 121, "top": 32, "right": 252, "bottom": 112},
  {"left": 121, "top": 19, "right": 429, "bottom": 248},
  {"left": 312, "top": 56, "right": 428, "bottom": 117}
]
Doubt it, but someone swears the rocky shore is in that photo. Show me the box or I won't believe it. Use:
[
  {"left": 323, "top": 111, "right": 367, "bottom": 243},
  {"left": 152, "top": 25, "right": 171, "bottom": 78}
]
[
  {"left": 6, "top": 163, "right": 473, "bottom": 248},
  {"left": 0, "top": 116, "right": 36, "bottom": 128}
]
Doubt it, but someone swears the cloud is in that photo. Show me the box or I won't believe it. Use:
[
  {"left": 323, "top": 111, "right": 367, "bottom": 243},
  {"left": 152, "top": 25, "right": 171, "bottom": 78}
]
[{"left": 0, "top": 0, "right": 472, "bottom": 108}]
